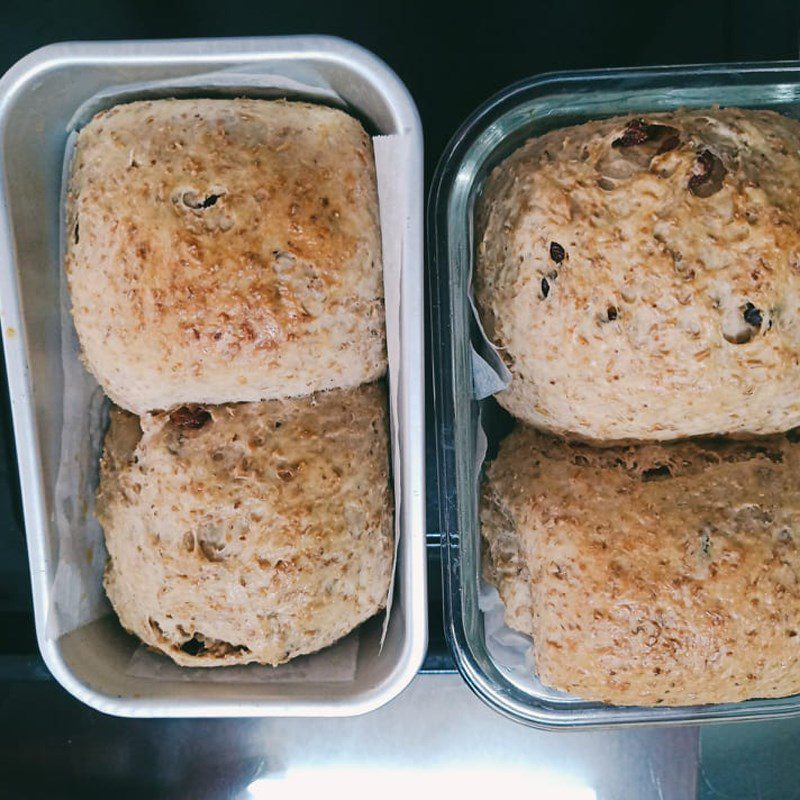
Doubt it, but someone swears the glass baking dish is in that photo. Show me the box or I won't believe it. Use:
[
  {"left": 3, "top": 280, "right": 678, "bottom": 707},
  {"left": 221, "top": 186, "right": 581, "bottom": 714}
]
[{"left": 428, "top": 61, "right": 800, "bottom": 728}]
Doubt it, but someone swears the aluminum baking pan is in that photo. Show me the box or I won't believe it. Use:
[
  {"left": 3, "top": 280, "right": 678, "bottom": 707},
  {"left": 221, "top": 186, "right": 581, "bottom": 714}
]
[{"left": 0, "top": 35, "right": 426, "bottom": 717}]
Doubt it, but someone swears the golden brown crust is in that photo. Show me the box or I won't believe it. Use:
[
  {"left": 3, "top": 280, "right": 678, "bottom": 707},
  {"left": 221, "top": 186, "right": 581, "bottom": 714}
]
[
  {"left": 67, "top": 99, "right": 385, "bottom": 413},
  {"left": 97, "top": 383, "right": 392, "bottom": 667},
  {"left": 476, "top": 108, "right": 800, "bottom": 442},
  {"left": 482, "top": 425, "right": 800, "bottom": 706}
]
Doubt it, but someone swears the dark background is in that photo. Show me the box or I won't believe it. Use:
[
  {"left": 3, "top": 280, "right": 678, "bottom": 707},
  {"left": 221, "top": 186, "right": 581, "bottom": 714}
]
[
  {"left": 0, "top": 1, "right": 798, "bottom": 796},
  {"left": 1, "top": 0, "right": 799, "bottom": 179}
]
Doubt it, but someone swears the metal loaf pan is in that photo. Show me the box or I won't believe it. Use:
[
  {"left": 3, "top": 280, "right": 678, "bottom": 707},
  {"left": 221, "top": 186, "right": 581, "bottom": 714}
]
[
  {"left": 429, "top": 61, "right": 800, "bottom": 727},
  {"left": 0, "top": 35, "right": 426, "bottom": 717}
]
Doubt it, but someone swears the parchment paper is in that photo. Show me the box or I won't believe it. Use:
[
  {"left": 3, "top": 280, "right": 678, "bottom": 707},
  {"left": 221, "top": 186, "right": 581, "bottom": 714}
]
[
  {"left": 467, "top": 205, "right": 557, "bottom": 695},
  {"left": 49, "top": 64, "right": 406, "bottom": 683}
]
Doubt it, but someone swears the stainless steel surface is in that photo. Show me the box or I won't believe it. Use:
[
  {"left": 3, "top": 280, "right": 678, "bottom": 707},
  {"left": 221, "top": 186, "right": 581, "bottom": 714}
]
[
  {"left": 12, "top": 666, "right": 800, "bottom": 798},
  {"left": 237, "top": 675, "right": 697, "bottom": 797},
  {"left": 0, "top": 35, "right": 427, "bottom": 717},
  {"left": 428, "top": 61, "right": 800, "bottom": 727},
  {"left": 8, "top": 668, "right": 800, "bottom": 799},
  {"left": 0, "top": 673, "right": 700, "bottom": 799}
]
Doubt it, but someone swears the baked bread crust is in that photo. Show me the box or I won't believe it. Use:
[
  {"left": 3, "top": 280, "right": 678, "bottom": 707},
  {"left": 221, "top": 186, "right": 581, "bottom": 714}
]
[
  {"left": 67, "top": 99, "right": 385, "bottom": 414},
  {"left": 482, "top": 425, "right": 800, "bottom": 706},
  {"left": 97, "top": 383, "right": 392, "bottom": 667},
  {"left": 476, "top": 108, "right": 800, "bottom": 442}
]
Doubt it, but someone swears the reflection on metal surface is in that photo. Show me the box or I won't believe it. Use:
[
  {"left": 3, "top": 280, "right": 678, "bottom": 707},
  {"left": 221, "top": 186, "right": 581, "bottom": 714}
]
[
  {"left": 0, "top": 674, "right": 699, "bottom": 798},
  {"left": 246, "top": 769, "right": 596, "bottom": 798}
]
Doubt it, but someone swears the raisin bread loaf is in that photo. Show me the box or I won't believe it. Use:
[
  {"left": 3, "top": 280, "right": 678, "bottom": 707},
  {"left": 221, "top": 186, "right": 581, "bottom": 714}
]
[{"left": 476, "top": 108, "right": 800, "bottom": 441}]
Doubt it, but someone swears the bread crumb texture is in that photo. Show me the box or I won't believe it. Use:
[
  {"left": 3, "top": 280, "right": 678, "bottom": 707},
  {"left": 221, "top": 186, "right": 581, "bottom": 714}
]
[
  {"left": 97, "top": 382, "right": 392, "bottom": 667},
  {"left": 66, "top": 99, "right": 385, "bottom": 414},
  {"left": 482, "top": 425, "right": 800, "bottom": 706},
  {"left": 476, "top": 108, "right": 800, "bottom": 441}
]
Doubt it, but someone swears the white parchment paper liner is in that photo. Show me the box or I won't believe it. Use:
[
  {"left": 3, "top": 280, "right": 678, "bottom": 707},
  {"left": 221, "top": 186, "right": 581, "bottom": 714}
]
[
  {"left": 466, "top": 195, "right": 577, "bottom": 698},
  {"left": 49, "top": 64, "right": 406, "bottom": 684}
]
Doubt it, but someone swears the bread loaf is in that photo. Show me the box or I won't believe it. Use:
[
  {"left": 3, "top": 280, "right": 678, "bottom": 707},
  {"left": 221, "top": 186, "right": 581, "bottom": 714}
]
[
  {"left": 67, "top": 99, "right": 385, "bottom": 414},
  {"left": 476, "top": 108, "right": 800, "bottom": 442},
  {"left": 482, "top": 424, "right": 800, "bottom": 705},
  {"left": 97, "top": 382, "right": 392, "bottom": 667}
]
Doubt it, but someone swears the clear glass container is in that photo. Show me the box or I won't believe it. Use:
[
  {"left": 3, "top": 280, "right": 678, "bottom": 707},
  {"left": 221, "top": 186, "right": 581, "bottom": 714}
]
[{"left": 428, "top": 61, "right": 800, "bottom": 727}]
